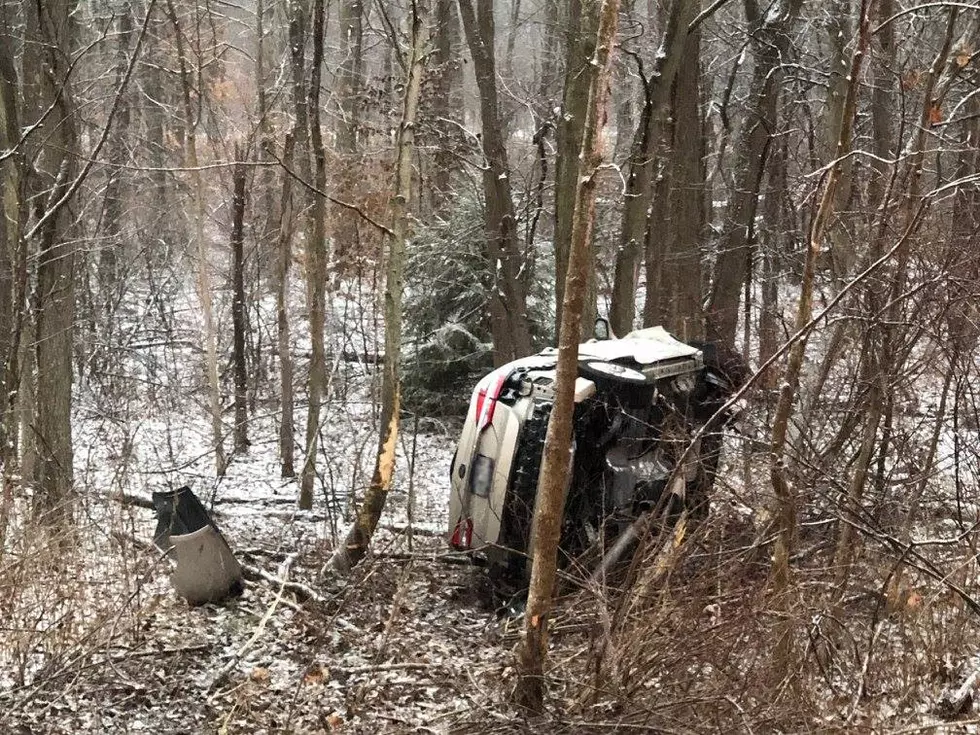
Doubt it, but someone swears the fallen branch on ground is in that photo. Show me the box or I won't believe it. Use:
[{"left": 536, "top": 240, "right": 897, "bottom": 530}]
[{"left": 208, "top": 554, "right": 297, "bottom": 694}]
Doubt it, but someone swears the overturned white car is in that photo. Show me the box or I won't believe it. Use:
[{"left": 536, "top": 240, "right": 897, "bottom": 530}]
[{"left": 448, "top": 325, "right": 740, "bottom": 585}]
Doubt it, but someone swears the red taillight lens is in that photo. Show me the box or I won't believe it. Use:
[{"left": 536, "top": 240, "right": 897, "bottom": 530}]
[
  {"left": 450, "top": 518, "right": 473, "bottom": 549},
  {"left": 474, "top": 370, "right": 509, "bottom": 431}
]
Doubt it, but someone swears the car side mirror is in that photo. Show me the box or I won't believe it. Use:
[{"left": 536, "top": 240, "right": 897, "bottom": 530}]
[{"left": 594, "top": 317, "right": 612, "bottom": 341}]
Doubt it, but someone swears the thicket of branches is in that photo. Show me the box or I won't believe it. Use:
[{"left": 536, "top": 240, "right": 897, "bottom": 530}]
[{"left": 1, "top": 0, "right": 980, "bottom": 728}]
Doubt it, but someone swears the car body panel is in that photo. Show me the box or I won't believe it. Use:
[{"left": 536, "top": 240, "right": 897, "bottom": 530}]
[{"left": 448, "top": 326, "right": 714, "bottom": 576}]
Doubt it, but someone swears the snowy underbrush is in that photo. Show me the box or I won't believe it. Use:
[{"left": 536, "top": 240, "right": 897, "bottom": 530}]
[
  {"left": 442, "top": 440, "right": 980, "bottom": 734},
  {"left": 0, "top": 381, "right": 470, "bottom": 734},
  {"left": 0, "top": 267, "right": 474, "bottom": 732},
  {"left": 533, "top": 511, "right": 979, "bottom": 732},
  {"left": 494, "top": 356, "right": 980, "bottom": 732}
]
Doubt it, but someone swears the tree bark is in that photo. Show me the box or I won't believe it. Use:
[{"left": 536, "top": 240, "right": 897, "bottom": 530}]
[
  {"left": 99, "top": 6, "right": 133, "bottom": 309},
  {"left": 330, "top": 0, "right": 430, "bottom": 574},
  {"left": 277, "top": 135, "right": 297, "bottom": 479},
  {"left": 333, "top": 0, "right": 363, "bottom": 273},
  {"left": 704, "top": 0, "right": 802, "bottom": 349},
  {"left": 300, "top": 0, "right": 329, "bottom": 510},
  {"left": 535, "top": 0, "right": 562, "bottom": 124},
  {"left": 282, "top": 0, "right": 309, "bottom": 482},
  {"left": 429, "top": 0, "right": 463, "bottom": 214},
  {"left": 26, "top": 0, "right": 79, "bottom": 517},
  {"left": 663, "top": 21, "right": 704, "bottom": 339},
  {"left": 457, "top": 0, "right": 533, "bottom": 364},
  {"left": 337, "top": 0, "right": 363, "bottom": 155},
  {"left": 0, "top": 14, "right": 23, "bottom": 476},
  {"left": 516, "top": 0, "right": 620, "bottom": 712},
  {"left": 822, "top": 0, "right": 857, "bottom": 279},
  {"left": 231, "top": 154, "right": 249, "bottom": 454},
  {"left": 552, "top": 0, "right": 598, "bottom": 337},
  {"left": 608, "top": 0, "right": 696, "bottom": 337}
]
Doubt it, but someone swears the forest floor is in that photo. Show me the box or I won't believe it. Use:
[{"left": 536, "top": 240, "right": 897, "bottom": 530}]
[
  {"left": 4, "top": 284, "right": 980, "bottom": 733},
  {"left": 0, "top": 407, "right": 535, "bottom": 734},
  {"left": 6, "top": 399, "right": 977, "bottom": 734}
]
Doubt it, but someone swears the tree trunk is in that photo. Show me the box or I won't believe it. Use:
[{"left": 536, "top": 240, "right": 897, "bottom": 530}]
[
  {"left": 822, "top": 0, "right": 857, "bottom": 280},
  {"left": 283, "top": 0, "right": 308, "bottom": 483},
  {"left": 25, "top": 0, "right": 79, "bottom": 517},
  {"left": 167, "top": 0, "right": 227, "bottom": 477},
  {"left": 837, "top": 5, "right": 961, "bottom": 585},
  {"left": 99, "top": 6, "right": 133, "bottom": 309},
  {"left": 333, "top": 0, "right": 363, "bottom": 273},
  {"left": 254, "top": 0, "right": 278, "bottom": 274},
  {"left": 457, "top": 0, "right": 533, "bottom": 364},
  {"left": 300, "top": 0, "right": 329, "bottom": 510},
  {"left": 704, "top": 0, "right": 802, "bottom": 349},
  {"left": 664, "top": 21, "right": 704, "bottom": 339},
  {"left": 277, "top": 135, "right": 297, "bottom": 479},
  {"left": 430, "top": 0, "right": 463, "bottom": 215},
  {"left": 337, "top": 0, "right": 363, "bottom": 155},
  {"left": 608, "top": 0, "right": 696, "bottom": 337},
  {"left": 641, "top": 169, "right": 671, "bottom": 327},
  {"left": 535, "top": 0, "right": 562, "bottom": 124},
  {"left": 330, "top": 0, "right": 430, "bottom": 574},
  {"left": 768, "top": 0, "right": 868, "bottom": 685},
  {"left": 0, "top": 16, "right": 23, "bottom": 476},
  {"left": 230, "top": 154, "right": 250, "bottom": 454},
  {"left": 516, "top": 0, "right": 620, "bottom": 712},
  {"left": 758, "top": 134, "right": 789, "bottom": 388},
  {"left": 552, "top": 0, "right": 597, "bottom": 337}
]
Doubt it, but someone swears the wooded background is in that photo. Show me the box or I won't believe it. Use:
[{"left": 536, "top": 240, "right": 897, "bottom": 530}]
[
  {"left": 3, "top": 0, "right": 980, "bottom": 725},
  {"left": 4, "top": 0, "right": 977, "bottom": 503}
]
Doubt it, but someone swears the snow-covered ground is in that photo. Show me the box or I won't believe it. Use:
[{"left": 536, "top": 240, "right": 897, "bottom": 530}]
[
  {"left": 4, "top": 270, "right": 980, "bottom": 733},
  {"left": 0, "top": 272, "right": 524, "bottom": 734}
]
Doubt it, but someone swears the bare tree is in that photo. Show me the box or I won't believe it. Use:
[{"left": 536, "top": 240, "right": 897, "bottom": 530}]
[
  {"left": 662, "top": 18, "right": 705, "bottom": 338},
  {"left": 231, "top": 153, "right": 250, "bottom": 454},
  {"left": 300, "top": 0, "right": 329, "bottom": 510},
  {"left": 24, "top": 0, "right": 79, "bottom": 515},
  {"left": 331, "top": 0, "right": 430, "bottom": 574},
  {"left": 281, "top": 0, "right": 311, "bottom": 483},
  {"left": 517, "top": 0, "right": 620, "bottom": 712},
  {"left": 334, "top": 0, "right": 364, "bottom": 271},
  {"left": 167, "top": 0, "right": 227, "bottom": 477},
  {"left": 608, "top": 0, "right": 696, "bottom": 337},
  {"left": 552, "top": 0, "right": 598, "bottom": 337},
  {"left": 704, "top": 0, "right": 801, "bottom": 350},
  {"left": 98, "top": 6, "right": 134, "bottom": 309},
  {"left": 277, "top": 135, "right": 298, "bottom": 479},
  {"left": 457, "top": 0, "right": 533, "bottom": 364},
  {"left": 768, "top": 0, "right": 868, "bottom": 683},
  {"left": 0, "top": 14, "right": 23, "bottom": 478},
  {"left": 428, "top": 0, "right": 463, "bottom": 214}
]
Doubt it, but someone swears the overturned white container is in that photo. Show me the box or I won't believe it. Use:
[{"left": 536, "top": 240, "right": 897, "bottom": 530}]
[{"left": 153, "top": 486, "right": 244, "bottom": 605}]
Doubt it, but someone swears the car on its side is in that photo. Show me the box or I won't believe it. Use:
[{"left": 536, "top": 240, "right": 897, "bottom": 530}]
[{"left": 448, "top": 323, "right": 740, "bottom": 585}]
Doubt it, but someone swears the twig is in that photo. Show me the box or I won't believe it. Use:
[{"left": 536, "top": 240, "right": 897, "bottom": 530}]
[
  {"left": 333, "top": 662, "right": 437, "bottom": 675},
  {"left": 208, "top": 553, "right": 296, "bottom": 694},
  {"left": 373, "top": 551, "right": 475, "bottom": 566},
  {"left": 936, "top": 667, "right": 980, "bottom": 719},
  {"left": 238, "top": 559, "right": 332, "bottom": 607}
]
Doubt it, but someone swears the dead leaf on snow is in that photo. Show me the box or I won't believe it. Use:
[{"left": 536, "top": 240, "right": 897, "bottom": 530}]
[{"left": 303, "top": 663, "right": 326, "bottom": 685}]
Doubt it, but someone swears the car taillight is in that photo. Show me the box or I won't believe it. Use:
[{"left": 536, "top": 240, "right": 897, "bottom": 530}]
[
  {"left": 474, "top": 370, "right": 509, "bottom": 431},
  {"left": 450, "top": 517, "right": 473, "bottom": 549}
]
